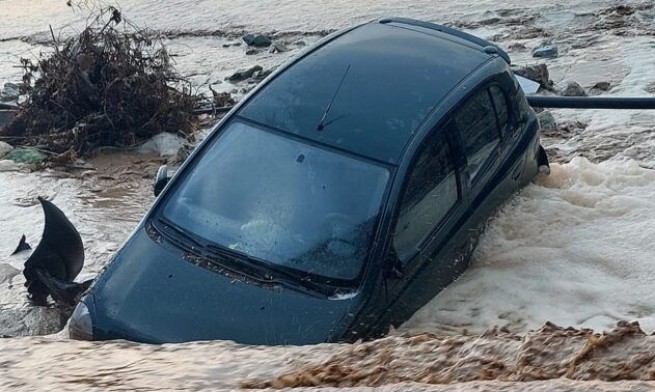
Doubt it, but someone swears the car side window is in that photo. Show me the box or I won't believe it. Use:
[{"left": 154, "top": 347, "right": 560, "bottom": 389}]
[
  {"left": 489, "top": 85, "right": 511, "bottom": 139},
  {"left": 454, "top": 89, "right": 501, "bottom": 181},
  {"left": 393, "top": 127, "right": 459, "bottom": 262}
]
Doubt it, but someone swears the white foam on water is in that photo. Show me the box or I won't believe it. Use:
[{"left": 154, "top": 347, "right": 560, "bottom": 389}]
[{"left": 401, "top": 157, "right": 655, "bottom": 335}]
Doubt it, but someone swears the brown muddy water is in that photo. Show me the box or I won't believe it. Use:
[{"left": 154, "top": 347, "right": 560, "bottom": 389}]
[
  {"left": 2, "top": 0, "right": 655, "bottom": 390},
  {"left": 2, "top": 322, "right": 655, "bottom": 390}
]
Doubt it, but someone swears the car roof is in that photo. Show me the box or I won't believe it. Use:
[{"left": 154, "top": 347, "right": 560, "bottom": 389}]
[{"left": 239, "top": 19, "right": 499, "bottom": 164}]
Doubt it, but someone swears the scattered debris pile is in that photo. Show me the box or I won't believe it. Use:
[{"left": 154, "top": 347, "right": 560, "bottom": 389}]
[{"left": 0, "top": 7, "right": 200, "bottom": 162}]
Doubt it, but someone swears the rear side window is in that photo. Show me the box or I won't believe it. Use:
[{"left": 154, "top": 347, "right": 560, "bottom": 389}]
[
  {"left": 393, "top": 128, "right": 459, "bottom": 261},
  {"left": 454, "top": 89, "right": 501, "bottom": 181},
  {"left": 489, "top": 85, "right": 511, "bottom": 139}
]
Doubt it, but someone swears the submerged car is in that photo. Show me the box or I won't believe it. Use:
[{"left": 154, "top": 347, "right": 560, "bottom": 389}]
[{"left": 69, "top": 17, "right": 548, "bottom": 344}]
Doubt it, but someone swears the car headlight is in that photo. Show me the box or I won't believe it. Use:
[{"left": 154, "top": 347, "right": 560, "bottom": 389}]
[{"left": 69, "top": 301, "right": 94, "bottom": 340}]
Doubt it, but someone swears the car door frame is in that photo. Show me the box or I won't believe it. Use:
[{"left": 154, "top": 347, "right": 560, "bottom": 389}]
[
  {"left": 377, "top": 118, "right": 471, "bottom": 328},
  {"left": 377, "top": 76, "right": 517, "bottom": 330},
  {"left": 455, "top": 76, "right": 529, "bottom": 226}
]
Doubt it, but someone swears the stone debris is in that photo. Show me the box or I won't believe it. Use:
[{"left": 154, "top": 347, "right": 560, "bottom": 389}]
[
  {"left": 0, "top": 141, "right": 13, "bottom": 159},
  {"left": 537, "top": 111, "right": 557, "bottom": 133},
  {"left": 532, "top": 44, "right": 559, "bottom": 59},
  {"left": 560, "top": 81, "right": 587, "bottom": 96},
  {"left": 0, "top": 306, "right": 67, "bottom": 337},
  {"left": 227, "top": 65, "right": 264, "bottom": 82},
  {"left": 0, "top": 82, "right": 20, "bottom": 103},
  {"left": 512, "top": 64, "right": 554, "bottom": 90},
  {"left": 243, "top": 33, "right": 272, "bottom": 47},
  {"left": 3, "top": 148, "right": 47, "bottom": 164}
]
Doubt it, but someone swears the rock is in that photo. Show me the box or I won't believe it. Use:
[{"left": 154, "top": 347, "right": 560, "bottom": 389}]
[
  {"left": 4, "top": 148, "right": 47, "bottom": 164},
  {"left": 245, "top": 48, "right": 260, "bottom": 55},
  {"left": 560, "top": 81, "right": 587, "bottom": 96},
  {"left": 532, "top": 44, "right": 558, "bottom": 59},
  {"left": 592, "top": 81, "right": 611, "bottom": 91},
  {"left": 137, "top": 132, "right": 187, "bottom": 157},
  {"left": 0, "top": 141, "right": 13, "bottom": 159},
  {"left": 226, "top": 65, "right": 264, "bottom": 82},
  {"left": 0, "top": 108, "right": 18, "bottom": 128},
  {"left": 512, "top": 64, "right": 553, "bottom": 90},
  {"left": 0, "top": 263, "right": 20, "bottom": 285},
  {"left": 0, "top": 160, "right": 22, "bottom": 172},
  {"left": 211, "top": 91, "right": 236, "bottom": 107},
  {"left": 0, "top": 306, "right": 67, "bottom": 336},
  {"left": 268, "top": 43, "right": 288, "bottom": 53},
  {"left": 0, "top": 82, "right": 20, "bottom": 102},
  {"left": 537, "top": 110, "right": 557, "bottom": 133},
  {"left": 252, "top": 68, "right": 274, "bottom": 81},
  {"left": 243, "top": 34, "right": 272, "bottom": 48},
  {"left": 508, "top": 43, "right": 527, "bottom": 52}
]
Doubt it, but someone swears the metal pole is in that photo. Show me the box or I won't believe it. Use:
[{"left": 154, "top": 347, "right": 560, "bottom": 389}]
[{"left": 527, "top": 95, "right": 655, "bottom": 109}]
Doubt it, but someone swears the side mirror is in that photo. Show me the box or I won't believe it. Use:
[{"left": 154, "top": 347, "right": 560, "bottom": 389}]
[{"left": 154, "top": 165, "right": 174, "bottom": 197}]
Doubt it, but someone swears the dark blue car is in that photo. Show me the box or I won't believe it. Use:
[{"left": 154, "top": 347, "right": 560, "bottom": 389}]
[{"left": 69, "top": 18, "right": 547, "bottom": 344}]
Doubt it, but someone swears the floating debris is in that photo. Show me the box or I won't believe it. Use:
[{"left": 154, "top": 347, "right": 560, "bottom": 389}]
[{"left": 0, "top": 7, "right": 199, "bottom": 164}]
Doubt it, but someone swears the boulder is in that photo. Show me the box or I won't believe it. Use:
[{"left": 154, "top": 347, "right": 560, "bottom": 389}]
[
  {"left": 137, "top": 132, "right": 187, "bottom": 157},
  {"left": 532, "top": 44, "right": 558, "bottom": 59},
  {"left": 0, "top": 82, "right": 20, "bottom": 102},
  {"left": 512, "top": 64, "right": 553, "bottom": 90},
  {"left": 0, "top": 141, "right": 13, "bottom": 159},
  {"left": 227, "top": 65, "right": 264, "bottom": 82},
  {"left": 4, "top": 148, "right": 47, "bottom": 164},
  {"left": 243, "top": 34, "right": 272, "bottom": 48},
  {"left": 0, "top": 306, "right": 67, "bottom": 337},
  {"left": 0, "top": 263, "right": 20, "bottom": 285},
  {"left": 537, "top": 110, "right": 557, "bottom": 133},
  {"left": 268, "top": 43, "right": 288, "bottom": 53},
  {"left": 560, "top": 81, "right": 587, "bottom": 96},
  {"left": 592, "top": 81, "right": 611, "bottom": 91}
]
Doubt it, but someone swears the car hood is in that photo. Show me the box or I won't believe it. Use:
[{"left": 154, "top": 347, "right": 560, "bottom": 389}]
[{"left": 85, "top": 226, "right": 357, "bottom": 344}]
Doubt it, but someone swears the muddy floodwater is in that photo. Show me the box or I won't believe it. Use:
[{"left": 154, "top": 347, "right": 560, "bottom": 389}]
[{"left": 2, "top": 0, "right": 655, "bottom": 390}]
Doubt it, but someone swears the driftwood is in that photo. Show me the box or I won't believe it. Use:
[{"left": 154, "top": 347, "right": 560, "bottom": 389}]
[{"left": 1, "top": 6, "right": 200, "bottom": 161}]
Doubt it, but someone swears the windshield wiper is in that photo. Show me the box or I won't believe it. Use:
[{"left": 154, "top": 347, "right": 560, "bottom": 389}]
[
  {"left": 206, "top": 244, "right": 275, "bottom": 279},
  {"left": 205, "top": 244, "right": 329, "bottom": 298},
  {"left": 156, "top": 218, "right": 206, "bottom": 251}
]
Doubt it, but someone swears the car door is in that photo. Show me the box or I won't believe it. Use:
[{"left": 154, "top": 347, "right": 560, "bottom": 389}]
[
  {"left": 381, "top": 121, "right": 470, "bottom": 327},
  {"left": 487, "top": 82, "right": 533, "bottom": 203},
  {"left": 453, "top": 84, "right": 512, "bottom": 226}
]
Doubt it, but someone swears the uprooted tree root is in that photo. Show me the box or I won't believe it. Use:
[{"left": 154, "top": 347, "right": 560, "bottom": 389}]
[{"left": 1, "top": 6, "right": 201, "bottom": 162}]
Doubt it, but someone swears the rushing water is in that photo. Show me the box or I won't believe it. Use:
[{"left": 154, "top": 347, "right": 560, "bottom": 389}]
[{"left": 1, "top": 0, "right": 655, "bottom": 390}]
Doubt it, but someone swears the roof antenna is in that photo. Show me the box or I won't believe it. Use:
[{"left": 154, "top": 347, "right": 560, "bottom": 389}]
[{"left": 317, "top": 64, "right": 351, "bottom": 131}]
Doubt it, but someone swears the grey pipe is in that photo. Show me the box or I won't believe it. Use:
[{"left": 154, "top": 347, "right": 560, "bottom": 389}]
[{"left": 527, "top": 95, "right": 655, "bottom": 109}]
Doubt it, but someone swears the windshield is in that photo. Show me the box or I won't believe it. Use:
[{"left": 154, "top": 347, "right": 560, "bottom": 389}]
[{"left": 159, "top": 120, "right": 389, "bottom": 281}]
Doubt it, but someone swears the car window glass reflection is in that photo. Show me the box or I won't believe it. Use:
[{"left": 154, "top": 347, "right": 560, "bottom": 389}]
[
  {"left": 160, "top": 121, "right": 389, "bottom": 281},
  {"left": 393, "top": 128, "right": 458, "bottom": 261},
  {"left": 489, "top": 85, "right": 510, "bottom": 138},
  {"left": 455, "top": 89, "right": 501, "bottom": 181}
]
